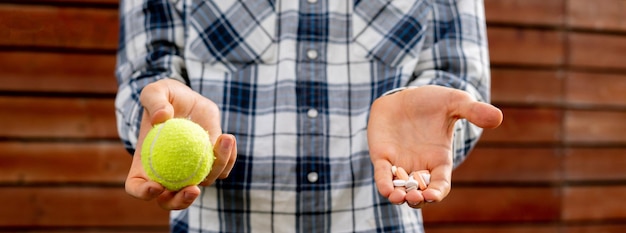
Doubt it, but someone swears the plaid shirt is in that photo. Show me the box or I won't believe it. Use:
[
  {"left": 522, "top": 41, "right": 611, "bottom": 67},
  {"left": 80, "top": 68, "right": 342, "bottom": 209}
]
[{"left": 115, "top": 0, "right": 490, "bottom": 232}]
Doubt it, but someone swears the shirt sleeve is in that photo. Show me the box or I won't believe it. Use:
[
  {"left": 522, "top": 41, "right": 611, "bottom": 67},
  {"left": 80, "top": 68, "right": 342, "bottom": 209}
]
[
  {"left": 410, "top": 0, "right": 491, "bottom": 167},
  {"left": 115, "top": 0, "right": 187, "bottom": 155}
]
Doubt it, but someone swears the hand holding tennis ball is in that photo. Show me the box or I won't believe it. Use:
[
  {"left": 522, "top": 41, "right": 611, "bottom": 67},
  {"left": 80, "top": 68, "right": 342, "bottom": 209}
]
[
  {"left": 141, "top": 118, "right": 215, "bottom": 191},
  {"left": 368, "top": 85, "right": 502, "bottom": 208},
  {"left": 124, "top": 79, "right": 237, "bottom": 210}
]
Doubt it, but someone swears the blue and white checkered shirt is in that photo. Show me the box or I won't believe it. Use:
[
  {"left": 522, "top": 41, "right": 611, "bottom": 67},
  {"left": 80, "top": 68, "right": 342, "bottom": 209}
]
[{"left": 115, "top": 0, "right": 490, "bottom": 232}]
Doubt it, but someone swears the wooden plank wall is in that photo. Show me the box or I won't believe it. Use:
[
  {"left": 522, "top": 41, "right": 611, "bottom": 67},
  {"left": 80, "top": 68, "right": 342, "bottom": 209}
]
[
  {"left": 0, "top": 0, "right": 624, "bottom": 232},
  {"left": 0, "top": 0, "right": 171, "bottom": 232},
  {"left": 424, "top": 0, "right": 626, "bottom": 232}
]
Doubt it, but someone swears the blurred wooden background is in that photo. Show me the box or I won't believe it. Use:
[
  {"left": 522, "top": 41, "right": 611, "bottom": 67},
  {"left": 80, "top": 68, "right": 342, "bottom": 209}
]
[{"left": 0, "top": 0, "right": 625, "bottom": 232}]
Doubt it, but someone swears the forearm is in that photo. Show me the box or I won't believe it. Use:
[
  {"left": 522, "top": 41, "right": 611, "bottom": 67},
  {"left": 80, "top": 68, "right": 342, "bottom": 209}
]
[
  {"left": 412, "top": 0, "right": 489, "bottom": 99},
  {"left": 115, "top": 0, "right": 186, "bottom": 154},
  {"left": 412, "top": 0, "right": 490, "bottom": 166}
]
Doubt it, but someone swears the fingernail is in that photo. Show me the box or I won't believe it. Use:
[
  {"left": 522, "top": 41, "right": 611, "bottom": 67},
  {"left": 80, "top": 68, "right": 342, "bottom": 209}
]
[
  {"left": 220, "top": 136, "right": 232, "bottom": 151},
  {"left": 183, "top": 191, "right": 195, "bottom": 201},
  {"left": 148, "top": 187, "right": 159, "bottom": 196}
]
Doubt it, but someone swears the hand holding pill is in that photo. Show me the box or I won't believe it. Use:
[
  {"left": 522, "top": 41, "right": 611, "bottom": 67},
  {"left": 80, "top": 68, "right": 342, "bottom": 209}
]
[
  {"left": 391, "top": 167, "right": 431, "bottom": 191},
  {"left": 367, "top": 86, "right": 503, "bottom": 209},
  {"left": 388, "top": 166, "right": 432, "bottom": 208}
]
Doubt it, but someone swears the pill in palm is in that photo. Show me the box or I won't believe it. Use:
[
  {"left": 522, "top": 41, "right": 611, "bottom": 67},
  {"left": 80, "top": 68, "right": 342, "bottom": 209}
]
[
  {"left": 390, "top": 166, "right": 432, "bottom": 191},
  {"left": 420, "top": 172, "right": 431, "bottom": 185},
  {"left": 405, "top": 177, "right": 418, "bottom": 189},
  {"left": 393, "top": 179, "right": 407, "bottom": 187},
  {"left": 396, "top": 167, "right": 409, "bottom": 180}
]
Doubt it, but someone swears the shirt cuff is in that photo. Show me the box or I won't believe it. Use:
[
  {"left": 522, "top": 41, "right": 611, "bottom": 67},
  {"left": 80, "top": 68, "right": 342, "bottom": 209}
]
[{"left": 382, "top": 86, "right": 418, "bottom": 96}]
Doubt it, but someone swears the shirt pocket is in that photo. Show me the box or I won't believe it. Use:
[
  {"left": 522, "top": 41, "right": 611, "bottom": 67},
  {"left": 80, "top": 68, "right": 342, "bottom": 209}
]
[
  {"left": 351, "top": 0, "right": 430, "bottom": 68},
  {"left": 186, "top": 0, "right": 277, "bottom": 69}
]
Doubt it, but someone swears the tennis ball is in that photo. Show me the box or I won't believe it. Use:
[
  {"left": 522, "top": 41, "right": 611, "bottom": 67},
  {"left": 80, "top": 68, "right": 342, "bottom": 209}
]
[{"left": 141, "top": 118, "right": 214, "bottom": 191}]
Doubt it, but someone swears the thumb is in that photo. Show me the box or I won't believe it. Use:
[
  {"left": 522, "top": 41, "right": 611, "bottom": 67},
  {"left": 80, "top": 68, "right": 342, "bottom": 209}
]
[
  {"left": 140, "top": 81, "right": 175, "bottom": 124},
  {"left": 455, "top": 98, "right": 503, "bottom": 129}
]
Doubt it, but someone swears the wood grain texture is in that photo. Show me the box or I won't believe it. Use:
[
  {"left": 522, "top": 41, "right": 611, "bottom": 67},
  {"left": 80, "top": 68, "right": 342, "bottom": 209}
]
[
  {"left": 0, "top": 4, "right": 118, "bottom": 50},
  {"left": 0, "top": 187, "right": 169, "bottom": 227},
  {"left": 0, "top": 51, "right": 117, "bottom": 94},
  {"left": 566, "top": 71, "right": 626, "bottom": 107},
  {"left": 569, "top": 32, "right": 626, "bottom": 70},
  {"left": 455, "top": 147, "right": 561, "bottom": 183},
  {"left": 0, "top": 0, "right": 625, "bottom": 232},
  {"left": 563, "top": 186, "right": 626, "bottom": 221},
  {"left": 564, "top": 148, "right": 626, "bottom": 181},
  {"left": 485, "top": 0, "right": 564, "bottom": 26},
  {"left": 0, "top": 141, "right": 129, "bottom": 184},
  {"left": 21, "top": 0, "right": 119, "bottom": 4},
  {"left": 488, "top": 27, "right": 564, "bottom": 66},
  {"left": 422, "top": 187, "right": 560, "bottom": 223},
  {"left": 565, "top": 110, "right": 626, "bottom": 144},
  {"left": 491, "top": 68, "right": 563, "bottom": 105},
  {"left": 480, "top": 108, "right": 562, "bottom": 143},
  {"left": 0, "top": 97, "right": 118, "bottom": 139},
  {"left": 564, "top": 224, "right": 626, "bottom": 233},
  {"left": 567, "top": 0, "right": 626, "bottom": 32},
  {"left": 426, "top": 225, "right": 558, "bottom": 233}
]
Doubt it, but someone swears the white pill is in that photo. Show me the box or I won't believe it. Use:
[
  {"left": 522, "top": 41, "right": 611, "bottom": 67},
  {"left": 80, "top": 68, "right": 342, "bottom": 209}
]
[
  {"left": 421, "top": 173, "right": 431, "bottom": 185},
  {"left": 405, "top": 178, "right": 418, "bottom": 188},
  {"left": 391, "top": 166, "right": 397, "bottom": 176},
  {"left": 393, "top": 179, "right": 406, "bottom": 187}
]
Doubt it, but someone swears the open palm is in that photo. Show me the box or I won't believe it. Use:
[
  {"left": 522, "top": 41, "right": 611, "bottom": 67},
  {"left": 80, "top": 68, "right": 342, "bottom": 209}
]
[{"left": 368, "top": 85, "right": 502, "bottom": 208}]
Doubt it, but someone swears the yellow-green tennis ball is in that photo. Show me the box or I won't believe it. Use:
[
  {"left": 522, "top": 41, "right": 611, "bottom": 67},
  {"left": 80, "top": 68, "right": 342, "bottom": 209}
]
[{"left": 141, "top": 118, "right": 214, "bottom": 191}]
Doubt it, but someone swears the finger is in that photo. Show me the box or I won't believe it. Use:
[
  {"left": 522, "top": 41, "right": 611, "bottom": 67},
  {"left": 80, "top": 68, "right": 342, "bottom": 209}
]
[
  {"left": 405, "top": 189, "right": 425, "bottom": 207},
  {"left": 219, "top": 134, "right": 237, "bottom": 179},
  {"left": 406, "top": 190, "right": 426, "bottom": 209},
  {"left": 125, "top": 132, "right": 166, "bottom": 200},
  {"left": 407, "top": 200, "right": 426, "bottom": 209},
  {"left": 372, "top": 159, "right": 394, "bottom": 198},
  {"left": 156, "top": 186, "right": 201, "bottom": 210},
  {"left": 388, "top": 188, "right": 407, "bottom": 205},
  {"left": 125, "top": 177, "right": 165, "bottom": 201},
  {"left": 190, "top": 104, "right": 223, "bottom": 145},
  {"left": 421, "top": 165, "right": 452, "bottom": 203},
  {"left": 202, "top": 134, "right": 235, "bottom": 185},
  {"left": 125, "top": 157, "right": 165, "bottom": 201}
]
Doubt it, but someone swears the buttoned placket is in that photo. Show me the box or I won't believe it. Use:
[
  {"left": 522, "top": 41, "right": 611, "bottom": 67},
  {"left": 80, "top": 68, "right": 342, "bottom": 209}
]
[{"left": 296, "top": 0, "right": 326, "bottom": 194}]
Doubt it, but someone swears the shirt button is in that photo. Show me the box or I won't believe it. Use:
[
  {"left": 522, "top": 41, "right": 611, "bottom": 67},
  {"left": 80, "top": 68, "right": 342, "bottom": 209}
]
[
  {"left": 306, "top": 49, "right": 318, "bottom": 60},
  {"left": 307, "top": 108, "right": 318, "bottom": 118},
  {"left": 307, "top": 0, "right": 318, "bottom": 3},
  {"left": 307, "top": 172, "right": 319, "bottom": 183}
]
